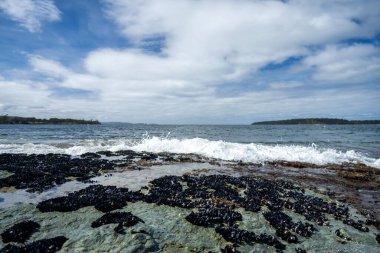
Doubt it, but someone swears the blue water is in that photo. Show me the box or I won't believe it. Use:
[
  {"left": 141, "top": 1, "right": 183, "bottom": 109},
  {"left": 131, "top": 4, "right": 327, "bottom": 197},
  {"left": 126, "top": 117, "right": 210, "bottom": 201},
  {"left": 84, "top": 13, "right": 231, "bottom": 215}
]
[{"left": 0, "top": 123, "right": 379, "bottom": 167}]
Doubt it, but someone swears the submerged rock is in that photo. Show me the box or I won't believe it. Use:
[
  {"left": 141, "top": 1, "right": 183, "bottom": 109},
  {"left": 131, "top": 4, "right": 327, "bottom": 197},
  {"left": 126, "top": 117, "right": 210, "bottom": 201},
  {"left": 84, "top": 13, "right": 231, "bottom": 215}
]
[
  {"left": 0, "top": 236, "right": 67, "bottom": 253},
  {"left": 1, "top": 221, "right": 40, "bottom": 243}
]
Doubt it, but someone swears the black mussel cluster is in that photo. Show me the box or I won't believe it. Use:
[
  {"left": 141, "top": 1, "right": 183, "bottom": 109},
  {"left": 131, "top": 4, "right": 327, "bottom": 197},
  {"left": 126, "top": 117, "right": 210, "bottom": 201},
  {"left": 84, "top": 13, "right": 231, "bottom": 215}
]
[
  {"left": 263, "top": 211, "right": 315, "bottom": 243},
  {"left": 143, "top": 176, "right": 195, "bottom": 208},
  {"left": 283, "top": 190, "right": 349, "bottom": 226},
  {"left": 1, "top": 221, "right": 40, "bottom": 243},
  {"left": 91, "top": 212, "right": 144, "bottom": 234},
  {"left": 215, "top": 225, "right": 286, "bottom": 250},
  {"left": 37, "top": 185, "right": 143, "bottom": 213},
  {"left": 365, "top": 219, "right": 380, "bottom": 230},
  {"left": 0, "top": 151, "right": 203, "bottom": 193},
  {"left": 376, "top": 233, "right": 380, "bottom": 244},
  {"left": 1, "top": 236, "right": 67, "bottom": 253},
  {"left": 0, "top": 153, "right": 114, "bottom": 192},
  {"left": 185, "top": 207, "right": 242, "bottom": 227},
  {"left": 343, "top": 219, "right": 369, "bottom": 232}
]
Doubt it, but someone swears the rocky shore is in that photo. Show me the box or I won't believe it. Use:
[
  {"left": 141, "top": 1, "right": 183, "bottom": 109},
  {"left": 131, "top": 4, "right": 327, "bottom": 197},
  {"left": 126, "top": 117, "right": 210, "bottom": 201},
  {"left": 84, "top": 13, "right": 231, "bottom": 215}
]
[{"left": 0, "top": 151, "right": 379, "bottom": 252}]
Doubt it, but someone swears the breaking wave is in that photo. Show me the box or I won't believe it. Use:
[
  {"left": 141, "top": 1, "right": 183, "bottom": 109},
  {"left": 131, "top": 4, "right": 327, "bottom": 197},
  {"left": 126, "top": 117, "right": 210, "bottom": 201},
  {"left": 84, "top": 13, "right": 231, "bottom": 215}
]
[{"left": 0, "top": 136, "right": 379, "bottom": 168}]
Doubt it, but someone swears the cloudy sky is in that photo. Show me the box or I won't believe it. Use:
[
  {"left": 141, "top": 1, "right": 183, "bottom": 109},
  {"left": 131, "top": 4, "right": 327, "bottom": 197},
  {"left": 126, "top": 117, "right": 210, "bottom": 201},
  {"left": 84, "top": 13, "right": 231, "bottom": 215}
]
[{"left": 0, "top": 0, "right": 379, "bottom": 124}]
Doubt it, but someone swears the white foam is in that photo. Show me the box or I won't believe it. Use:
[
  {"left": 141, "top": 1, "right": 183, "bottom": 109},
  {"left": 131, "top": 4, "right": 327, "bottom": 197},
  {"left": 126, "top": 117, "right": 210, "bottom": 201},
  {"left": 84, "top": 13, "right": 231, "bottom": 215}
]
[
  {"left": 132, "top": 137, "right": 380, "bottom": 168},
  {"left": 0, "top": 137, "right": 379, "bottom": 168}
]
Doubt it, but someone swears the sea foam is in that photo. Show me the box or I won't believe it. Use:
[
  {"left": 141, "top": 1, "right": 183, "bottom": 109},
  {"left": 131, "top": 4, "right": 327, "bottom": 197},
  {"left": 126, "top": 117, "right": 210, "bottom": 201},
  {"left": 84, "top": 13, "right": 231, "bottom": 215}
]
[{"left": 0, "top": 137, "right": 379, "bottom": 168}]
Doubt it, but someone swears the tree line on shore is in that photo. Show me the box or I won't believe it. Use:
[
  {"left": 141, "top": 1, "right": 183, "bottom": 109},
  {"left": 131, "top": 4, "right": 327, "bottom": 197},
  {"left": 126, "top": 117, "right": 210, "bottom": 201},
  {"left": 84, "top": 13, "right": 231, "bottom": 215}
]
[
  {"left": 252, "top": 118, "right": 380, "bottom": 125},
  {"left": 0, "top": 116, "right": 100, "bottom": 125}
]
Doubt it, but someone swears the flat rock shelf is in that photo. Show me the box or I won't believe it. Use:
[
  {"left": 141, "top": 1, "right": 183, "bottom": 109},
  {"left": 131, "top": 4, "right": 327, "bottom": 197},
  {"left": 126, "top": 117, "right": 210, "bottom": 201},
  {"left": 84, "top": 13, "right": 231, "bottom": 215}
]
[{"left": 0, "top": 151, "right": 379, "bottom": 253}]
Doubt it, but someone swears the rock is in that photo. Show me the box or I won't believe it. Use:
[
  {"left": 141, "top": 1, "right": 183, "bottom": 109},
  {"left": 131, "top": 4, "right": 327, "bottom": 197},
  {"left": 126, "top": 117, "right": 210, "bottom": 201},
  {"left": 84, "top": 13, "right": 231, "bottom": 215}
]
[{"left": 1, "top": 220, "right": 40, "bottom": 243}]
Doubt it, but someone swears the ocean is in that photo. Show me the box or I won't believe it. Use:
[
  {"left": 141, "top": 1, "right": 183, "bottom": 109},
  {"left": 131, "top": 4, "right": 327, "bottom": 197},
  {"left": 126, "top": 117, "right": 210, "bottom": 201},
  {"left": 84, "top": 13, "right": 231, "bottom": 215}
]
[{"left": 0, "top": 123, "right": 379, "bottom": 168}]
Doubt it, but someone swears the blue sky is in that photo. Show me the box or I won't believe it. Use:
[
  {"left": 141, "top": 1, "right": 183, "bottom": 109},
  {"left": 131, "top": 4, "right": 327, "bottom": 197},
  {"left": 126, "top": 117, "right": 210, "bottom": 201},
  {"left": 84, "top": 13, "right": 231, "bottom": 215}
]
[{"left": 0, "top": 0, "right": 379, "bottom": 124}]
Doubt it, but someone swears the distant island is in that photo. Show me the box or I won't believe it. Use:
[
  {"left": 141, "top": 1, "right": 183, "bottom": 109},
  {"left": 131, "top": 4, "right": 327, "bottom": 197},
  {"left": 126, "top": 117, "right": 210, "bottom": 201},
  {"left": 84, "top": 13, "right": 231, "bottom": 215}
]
[
  {"left": 252, "top": 118, "right": 380, "bottom": 125},
  {"left": 0, "top": 116, "right": 100, "bottom": 125}
]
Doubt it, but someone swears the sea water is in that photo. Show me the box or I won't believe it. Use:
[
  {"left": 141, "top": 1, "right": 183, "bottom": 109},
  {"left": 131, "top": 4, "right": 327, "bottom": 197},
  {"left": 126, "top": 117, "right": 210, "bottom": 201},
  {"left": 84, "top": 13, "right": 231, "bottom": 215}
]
[{"left": 0, "top": 123, "right": 379, "bottom": 168}]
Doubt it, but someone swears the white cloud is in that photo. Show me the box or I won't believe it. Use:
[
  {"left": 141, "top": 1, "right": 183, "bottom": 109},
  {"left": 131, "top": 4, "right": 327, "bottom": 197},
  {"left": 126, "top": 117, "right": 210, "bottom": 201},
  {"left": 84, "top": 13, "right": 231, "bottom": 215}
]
[
  {"left": 0, "top": 0, "right": 60, "bottom": 32},
  {"left": 94, "top": 0, "right": 380, "bottom": 86},
  {"left": 29, "top": 55, "right": 70, "bottom": 78},
  {"left": 303, "top": 44, "right": 380, "bottom": 83}
]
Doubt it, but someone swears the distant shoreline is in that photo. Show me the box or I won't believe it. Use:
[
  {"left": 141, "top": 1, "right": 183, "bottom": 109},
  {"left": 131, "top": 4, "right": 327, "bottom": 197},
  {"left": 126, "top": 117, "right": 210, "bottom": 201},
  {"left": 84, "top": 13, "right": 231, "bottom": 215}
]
[
  {"left": 252, "top": 118, "right": 380, "bottom": 125},
  {"left": 0, "top": 116, "right": 100, "bottom": 125}
]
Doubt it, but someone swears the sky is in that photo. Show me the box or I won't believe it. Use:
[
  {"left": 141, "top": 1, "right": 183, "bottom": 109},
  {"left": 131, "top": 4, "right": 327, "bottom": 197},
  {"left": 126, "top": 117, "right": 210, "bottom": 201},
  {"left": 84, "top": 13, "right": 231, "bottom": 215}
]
[{"left": 0, "top": 0, "right": 379, "bottom": 124}]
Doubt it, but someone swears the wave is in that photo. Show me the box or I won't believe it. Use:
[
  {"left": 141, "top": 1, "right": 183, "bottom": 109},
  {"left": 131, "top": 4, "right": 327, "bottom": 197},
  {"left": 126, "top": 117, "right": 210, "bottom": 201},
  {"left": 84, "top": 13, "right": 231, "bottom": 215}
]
[{"left": 0, "top": 137, "right": 379, "bottom": 168}]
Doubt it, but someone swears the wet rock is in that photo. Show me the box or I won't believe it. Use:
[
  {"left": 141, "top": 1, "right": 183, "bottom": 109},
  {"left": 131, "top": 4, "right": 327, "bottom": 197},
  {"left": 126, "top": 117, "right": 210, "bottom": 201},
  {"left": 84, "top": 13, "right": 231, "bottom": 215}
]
[
  {"left": 0, "top": 236, "right": 67, "bottom": 253},
  {"left": 91, "top": 212, "right": 144, "bottom": 234},
  {"left": 29, "top": 173, "right": 374, "bottom": 251},
  {"left": 1, "top": 221, "right": 40, "bottom": 243},
  {"left": 185, "top": 207, "right": 242, "bottom": 227},
  {"left": 37, "top": 185, "right": 142, "bottom": 213},
  {"left": 335, "top": 228, "right": 351, "bottom": 242}
]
